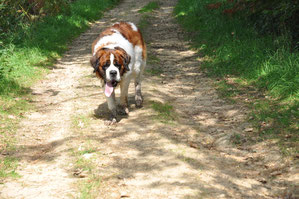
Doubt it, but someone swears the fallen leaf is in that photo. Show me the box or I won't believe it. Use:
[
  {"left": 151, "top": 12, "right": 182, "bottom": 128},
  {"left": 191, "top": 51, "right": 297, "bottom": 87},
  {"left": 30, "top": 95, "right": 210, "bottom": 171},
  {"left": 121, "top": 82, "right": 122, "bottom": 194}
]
[
  {"left": 258, "top": 178, "right": 267, "bottom": 184},
  {"left": 271, "top": 171, "right": 282, "bottom": 177},
  {"left": 73, "top": 168, "right": 88, "bottom": 178},
  {"left": 189, "top": 141, "right": 199, "bottom": 149},
  {"left": 244, "top": 128, "right": 253, "bottom": 132}
]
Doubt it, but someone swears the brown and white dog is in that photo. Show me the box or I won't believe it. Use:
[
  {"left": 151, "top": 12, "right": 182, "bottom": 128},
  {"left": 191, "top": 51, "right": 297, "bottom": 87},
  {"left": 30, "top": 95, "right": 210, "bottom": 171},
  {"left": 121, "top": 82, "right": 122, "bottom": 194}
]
[{"left": 90, "top": 22, "right": 147, "bottom": 123}]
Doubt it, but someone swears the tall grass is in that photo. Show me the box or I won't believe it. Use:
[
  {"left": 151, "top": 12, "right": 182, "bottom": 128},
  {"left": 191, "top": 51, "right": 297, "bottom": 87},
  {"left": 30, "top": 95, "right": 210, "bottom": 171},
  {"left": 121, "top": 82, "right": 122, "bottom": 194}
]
[{"left": 174, "top": 0, "right": 298, "bottom": 153}]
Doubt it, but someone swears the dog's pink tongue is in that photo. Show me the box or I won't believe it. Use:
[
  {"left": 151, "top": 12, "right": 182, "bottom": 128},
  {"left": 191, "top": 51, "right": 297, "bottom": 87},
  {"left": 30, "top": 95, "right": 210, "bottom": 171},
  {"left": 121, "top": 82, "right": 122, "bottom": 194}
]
[{"left": 105, "top": 83, "right": 114, "bottom": 97}]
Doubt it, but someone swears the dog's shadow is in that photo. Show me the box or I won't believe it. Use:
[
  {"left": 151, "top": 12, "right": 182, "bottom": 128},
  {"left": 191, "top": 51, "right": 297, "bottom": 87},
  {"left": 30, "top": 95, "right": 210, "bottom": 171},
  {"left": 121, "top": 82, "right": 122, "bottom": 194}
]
[{"left": 93, "top": 96, "right": 137, "bottom": 122}]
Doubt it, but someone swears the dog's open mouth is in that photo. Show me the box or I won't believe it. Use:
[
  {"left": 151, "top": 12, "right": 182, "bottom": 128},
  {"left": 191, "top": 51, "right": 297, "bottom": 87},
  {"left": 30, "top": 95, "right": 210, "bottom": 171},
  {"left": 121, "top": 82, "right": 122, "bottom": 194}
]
[{"left": 104, "top": 80, "right": 118, "bottom": 97}]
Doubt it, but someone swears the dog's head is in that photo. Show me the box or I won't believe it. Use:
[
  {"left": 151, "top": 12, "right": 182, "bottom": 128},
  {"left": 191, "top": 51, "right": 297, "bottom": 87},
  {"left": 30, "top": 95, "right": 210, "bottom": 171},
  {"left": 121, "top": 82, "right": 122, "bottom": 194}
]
[{"left": 90, "top": 46, "right": 131, "bottom": 88}]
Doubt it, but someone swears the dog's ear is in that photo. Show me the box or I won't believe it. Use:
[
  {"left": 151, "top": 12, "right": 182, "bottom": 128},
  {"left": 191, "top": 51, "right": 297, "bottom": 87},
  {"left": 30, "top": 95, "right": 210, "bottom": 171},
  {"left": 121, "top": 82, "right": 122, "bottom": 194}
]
[
  {"left": 115, "top": 47, "right": 131, "bottom": 71},
  {"left": 124, "top": 54, "right": 131, "bottom": 71},
  {"left": 90, "top": 55, "right": 99, "bottom": 73}
]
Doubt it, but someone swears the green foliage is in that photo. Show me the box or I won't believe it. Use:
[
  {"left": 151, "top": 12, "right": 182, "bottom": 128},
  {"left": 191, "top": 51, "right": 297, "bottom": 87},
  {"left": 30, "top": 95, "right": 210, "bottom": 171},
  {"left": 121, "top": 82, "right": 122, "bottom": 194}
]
[
  {"left": 150, "top": 101, "right": 175, "bottom": 123},
  {"left": 243, "top": 0, "right": 299, "bottom": 49},
  {"left": 0, "top": 157, "right": 20, "bottom": 179},
  {"left": 175, "top": 0, "right": 298, "bottom": 152},
  {"left": 0, "top": 0, "right": 28, "bottom": 35},
  {"left": 0, "top": 0, "right": 119, "bottom": 97},
  {"left": 0, "top": 0, "right": 71, "bottom": 35},
  {"left": 138, "top": 14, "right": 151, "bottom": 34},
  {"left": 138, "top": 1, "right": 160, "bottom": 13},
  {"left": 175, "top": 0, "right": 298, "bottom": 101}
]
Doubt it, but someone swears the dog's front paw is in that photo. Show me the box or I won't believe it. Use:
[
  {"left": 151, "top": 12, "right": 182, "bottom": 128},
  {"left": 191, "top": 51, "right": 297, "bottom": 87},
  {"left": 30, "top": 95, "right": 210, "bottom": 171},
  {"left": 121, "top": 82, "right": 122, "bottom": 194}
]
[
  {"left": 117, "top": 105, "right": 129, "bottom": 115},
  {"left": 104, "top": 117, "right": 117, "bottom": 126},
  {"left": 135, "top": 95, "right": 143, "bottom": 108}
]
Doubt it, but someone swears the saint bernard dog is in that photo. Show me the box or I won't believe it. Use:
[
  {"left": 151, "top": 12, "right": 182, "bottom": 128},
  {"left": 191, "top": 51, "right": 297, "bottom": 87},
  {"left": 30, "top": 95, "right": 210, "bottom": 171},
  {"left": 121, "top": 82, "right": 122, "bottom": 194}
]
[{"left": 90, "top": 22, "right": 146, "bottom": 124}]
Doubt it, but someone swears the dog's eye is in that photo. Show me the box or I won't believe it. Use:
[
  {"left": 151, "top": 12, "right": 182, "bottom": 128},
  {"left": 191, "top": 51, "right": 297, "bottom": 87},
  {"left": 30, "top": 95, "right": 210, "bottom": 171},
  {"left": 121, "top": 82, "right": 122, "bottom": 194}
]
[
  {"left": 114, "top": 62, "right": 121, "bottom": 68},
  {"left": 103, "top": 62, "right": 110, "bottom": 70}
]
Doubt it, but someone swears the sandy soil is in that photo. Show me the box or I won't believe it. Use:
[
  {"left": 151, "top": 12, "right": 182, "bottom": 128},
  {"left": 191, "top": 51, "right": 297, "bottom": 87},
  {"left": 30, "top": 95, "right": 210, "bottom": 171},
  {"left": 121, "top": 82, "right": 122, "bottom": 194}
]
[{"left": 0, "top": 0, "right": 297, "bottom": 198}]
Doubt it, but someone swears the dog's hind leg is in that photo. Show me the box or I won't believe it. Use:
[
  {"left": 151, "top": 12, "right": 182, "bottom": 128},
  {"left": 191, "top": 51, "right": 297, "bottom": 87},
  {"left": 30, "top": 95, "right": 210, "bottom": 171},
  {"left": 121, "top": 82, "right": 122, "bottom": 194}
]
[{"left": 134, "top": 61, "right": 146, "bottom": 108}]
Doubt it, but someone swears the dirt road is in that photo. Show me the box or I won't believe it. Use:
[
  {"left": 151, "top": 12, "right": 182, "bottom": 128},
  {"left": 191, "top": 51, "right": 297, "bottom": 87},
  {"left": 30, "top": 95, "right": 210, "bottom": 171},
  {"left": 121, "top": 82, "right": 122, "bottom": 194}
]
[{"left": 0, "top": 0, "right": 296, "bottom": 198}]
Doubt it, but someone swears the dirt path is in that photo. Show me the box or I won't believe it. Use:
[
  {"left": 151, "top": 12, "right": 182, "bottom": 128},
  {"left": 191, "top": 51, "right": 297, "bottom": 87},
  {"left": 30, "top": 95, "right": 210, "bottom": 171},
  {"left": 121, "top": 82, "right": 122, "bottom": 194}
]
[{"left": 1, "top": 0, "right": 297, "bottom": 198}]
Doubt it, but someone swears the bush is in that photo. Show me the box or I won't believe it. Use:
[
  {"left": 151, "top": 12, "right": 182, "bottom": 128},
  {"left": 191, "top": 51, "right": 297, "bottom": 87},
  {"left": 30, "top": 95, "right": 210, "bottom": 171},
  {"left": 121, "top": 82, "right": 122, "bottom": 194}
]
[
  {"left": 0, "top": 0, "right": 71, "bottom": 38},
  {"left": 221, "top": 0, "right": 299, "bottom": 49}
]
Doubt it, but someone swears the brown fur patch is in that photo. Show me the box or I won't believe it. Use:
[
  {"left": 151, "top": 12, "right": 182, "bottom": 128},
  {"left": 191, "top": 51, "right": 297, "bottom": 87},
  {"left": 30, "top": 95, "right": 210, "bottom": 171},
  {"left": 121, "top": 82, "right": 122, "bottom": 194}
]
[{"left": 111, "top": 22, "right": 147, "bottom": 59}]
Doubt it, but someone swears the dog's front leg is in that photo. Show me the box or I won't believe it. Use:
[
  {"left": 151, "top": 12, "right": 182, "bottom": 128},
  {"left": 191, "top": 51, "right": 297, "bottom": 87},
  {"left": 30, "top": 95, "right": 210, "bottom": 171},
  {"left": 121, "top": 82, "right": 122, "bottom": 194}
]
[
  {"left": 119, "top": 80, "right": 130, "bottom": 115},
  {"left": 105, "top": 91, "right": 117, "bottom": 124}
]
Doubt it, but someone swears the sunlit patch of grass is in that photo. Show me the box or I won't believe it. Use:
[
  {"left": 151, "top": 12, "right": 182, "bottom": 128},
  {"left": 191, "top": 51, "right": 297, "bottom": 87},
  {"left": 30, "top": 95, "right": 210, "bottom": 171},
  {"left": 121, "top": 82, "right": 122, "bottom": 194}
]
[
  {"left": 78, "top": 148, "right": 97, "bottom": 156},
  {"left": 78, "top": 175, "right": 102, "bottom": 199},
  {"left": 138, "top": 1, "right": 160, "bottom": 13},
  {"left": 0, "top": 95, "right": 33, "bottom": 180},
  {"left": 0, "top": 157, "right": 20, "bottom": 181},
  {"left": 70, "top": 141, "right": 103, "bottom": 199}
]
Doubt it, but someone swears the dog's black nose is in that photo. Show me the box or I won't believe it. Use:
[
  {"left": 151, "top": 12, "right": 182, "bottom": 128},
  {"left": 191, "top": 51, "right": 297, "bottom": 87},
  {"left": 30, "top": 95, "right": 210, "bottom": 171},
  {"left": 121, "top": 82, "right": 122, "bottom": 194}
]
[{"left": 110, "top": 70, "right": 117, "bottom": 77}]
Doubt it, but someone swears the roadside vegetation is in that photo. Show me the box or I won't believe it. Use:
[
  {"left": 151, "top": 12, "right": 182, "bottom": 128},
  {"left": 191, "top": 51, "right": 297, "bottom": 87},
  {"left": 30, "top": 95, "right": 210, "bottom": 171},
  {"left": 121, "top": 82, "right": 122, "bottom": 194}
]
[
  {"left": 175, "top": 0, "right": 298, "bottom": 155},
  {"left": 138, "top": 1, "right": 159, "bottom": 13},
  {"left": 150, "top": 101, "right": 176, "bottom": 123},
  {"left": 0, "top": 0, "right": 119, "bottom": 181}
]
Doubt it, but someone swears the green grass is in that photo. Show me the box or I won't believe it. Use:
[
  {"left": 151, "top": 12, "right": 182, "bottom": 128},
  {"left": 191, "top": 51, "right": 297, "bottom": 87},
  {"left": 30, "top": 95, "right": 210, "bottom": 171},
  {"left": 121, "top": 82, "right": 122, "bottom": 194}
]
[
  {"left": 138, "top": 14, "right": 152, "bottom": 35},
  {"left": 146, "top": 55, "right": 163, "bottom": 76},
  {"left": 137, "top": 1, "right": 159, "bottom": 34},
  {"left": 138, "top": 1, "right": 160, "bottom": 13},
  {"left": 71, "top": 114, "right": 92, "bottom": 133},
  {"left": 0, "top": 0, "right": 119, "bottom": 180},
  {"left": 150, "top": 101, "right": 176, "bottom": 123},
  {"left": 174, "top": 0, "right": 298, "bottom": 154},
  {"left": 146, "top": 67, "right": 163, "bottom": 76},
  {"left": 0, "top": 157, "right": 20, "bottom": 181},
  {"left": 78, "top": 177, "right": 102, "bottom": 199},
  {"left": 70, "top": 142, "right": 103, "bottom": 199}
]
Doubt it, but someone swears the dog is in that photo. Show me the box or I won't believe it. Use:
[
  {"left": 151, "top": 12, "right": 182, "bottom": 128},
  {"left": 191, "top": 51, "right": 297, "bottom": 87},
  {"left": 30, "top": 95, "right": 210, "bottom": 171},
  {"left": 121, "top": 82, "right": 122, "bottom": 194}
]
[{"left": 90, "top": 22, "right": 147, "bottom": 124}]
